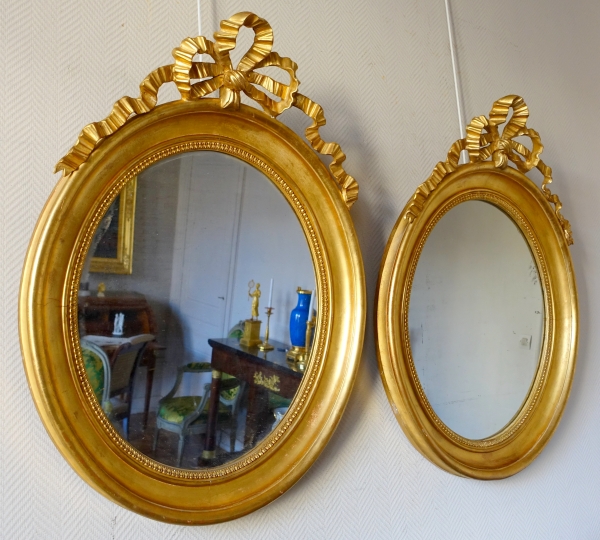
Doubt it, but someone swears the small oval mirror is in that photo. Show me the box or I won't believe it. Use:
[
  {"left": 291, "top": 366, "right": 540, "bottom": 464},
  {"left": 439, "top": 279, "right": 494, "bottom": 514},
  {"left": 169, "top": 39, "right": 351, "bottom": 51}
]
[
  {"left": 409, "top": 200, "right": 543, "bottom": 440},
  {"left": 79, "top": 151, "right": 315, "bottom": 469},
  {"left": 376, "top": 95, "right": 578, "bottom": 479}
]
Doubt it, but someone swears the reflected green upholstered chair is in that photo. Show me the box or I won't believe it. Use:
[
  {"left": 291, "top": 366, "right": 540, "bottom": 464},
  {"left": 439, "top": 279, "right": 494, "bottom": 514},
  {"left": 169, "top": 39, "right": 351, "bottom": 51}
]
[
  {"left": 81, "top": 334, "right": 154, "bottom": 440},
  {"left": 81, "top": 339, "right": 111, "bottom": 409},
  {"left": 153, "top": 362, "right": 246, "bottom": 467}
]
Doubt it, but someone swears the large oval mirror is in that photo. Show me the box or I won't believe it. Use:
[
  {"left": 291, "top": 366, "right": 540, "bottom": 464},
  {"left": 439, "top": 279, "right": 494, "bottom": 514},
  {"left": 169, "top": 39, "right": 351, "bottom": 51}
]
[
  {"left": 19, "top": 12, "right": 365, "bottom": 523},
  {"left": 79, "top": 151, "right": 315, "bottom": 469},
  {"left": 409, "top": 200, "right": 544, "bottom": 440},
  {"left": 376, "top": 96, "right": 577, "bottom": 479}
]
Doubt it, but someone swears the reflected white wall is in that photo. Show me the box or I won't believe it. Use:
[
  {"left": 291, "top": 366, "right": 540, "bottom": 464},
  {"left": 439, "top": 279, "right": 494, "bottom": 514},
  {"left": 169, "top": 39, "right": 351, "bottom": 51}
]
[
  {"left": 228, "top": 165, "right": 315, "bottom": 345},
  {"left": 410, "top": 200, "right": 544, "bottom": 439}
]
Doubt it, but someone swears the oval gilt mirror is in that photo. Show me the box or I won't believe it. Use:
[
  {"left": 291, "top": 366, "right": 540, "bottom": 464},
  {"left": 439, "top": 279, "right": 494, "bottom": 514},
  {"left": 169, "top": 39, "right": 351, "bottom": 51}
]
[
  {"left": 20, "top": 13, "right": 365, "bottom": 523},
  {"left": 376, "top": 96, "right": 578, "bottom": 479}
]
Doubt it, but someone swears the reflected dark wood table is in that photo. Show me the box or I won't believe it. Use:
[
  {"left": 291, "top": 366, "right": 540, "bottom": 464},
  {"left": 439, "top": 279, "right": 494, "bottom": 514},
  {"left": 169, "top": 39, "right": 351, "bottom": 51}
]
[{"left": 201, "top": 338, "right": 303, "bottom": 462}]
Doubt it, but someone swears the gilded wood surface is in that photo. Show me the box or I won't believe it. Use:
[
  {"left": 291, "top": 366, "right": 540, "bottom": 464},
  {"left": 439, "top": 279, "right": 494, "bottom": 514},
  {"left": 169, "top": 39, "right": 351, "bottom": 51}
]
[
  {"left": 406, "top": 95, "right": 572, "bottom": 245},
  {"left": 376, "top": 95, "right": 578, "bottom": 479},
  {"left": 89, "top": 177, "right": 137, "bottom": 274},
  {"left": 54, "top": 12, "right": 358, "bottom": 208},
  {"left": 20, "top": 99, "right": 365, "bottom": 522}
]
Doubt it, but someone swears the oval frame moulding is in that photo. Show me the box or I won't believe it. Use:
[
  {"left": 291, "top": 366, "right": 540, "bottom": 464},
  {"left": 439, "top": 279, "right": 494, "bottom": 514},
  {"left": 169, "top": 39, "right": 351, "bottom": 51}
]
[
  {"left": 19, "top": 13, "right": 365, "bottom": 523},
  {"left": 376, "top": 95, "right": 578, "bottom": 479}
]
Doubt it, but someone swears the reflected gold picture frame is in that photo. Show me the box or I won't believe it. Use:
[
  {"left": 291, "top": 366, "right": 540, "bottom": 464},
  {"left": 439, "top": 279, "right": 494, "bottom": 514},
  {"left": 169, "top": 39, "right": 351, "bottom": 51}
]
[{"left": 89, "top": 177, "right": 137, "bottom": 274}]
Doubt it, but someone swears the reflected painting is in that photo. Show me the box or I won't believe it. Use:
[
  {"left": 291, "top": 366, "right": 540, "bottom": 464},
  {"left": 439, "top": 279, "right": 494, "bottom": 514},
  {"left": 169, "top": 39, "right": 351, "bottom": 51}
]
[
  {"left": 78, "top": 151, "right": 315, "bottom": 469},
  {"left": 93, "top": 195, "right": 121, "bottom": 259}
]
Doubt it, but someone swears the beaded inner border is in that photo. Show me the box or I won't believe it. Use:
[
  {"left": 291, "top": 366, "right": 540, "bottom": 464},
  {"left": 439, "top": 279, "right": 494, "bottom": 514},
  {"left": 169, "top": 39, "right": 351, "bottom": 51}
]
[
  {"left": 68, "top": 140, "right": 329, "bottom": 479},
  {"left": 403, "top": 190, "right": 552, "bottom": 448}
]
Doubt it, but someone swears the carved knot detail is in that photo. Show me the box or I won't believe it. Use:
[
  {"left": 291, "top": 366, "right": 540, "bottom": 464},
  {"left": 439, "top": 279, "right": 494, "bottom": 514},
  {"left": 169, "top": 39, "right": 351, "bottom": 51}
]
[
  {"left": 406, "top": 95, "right": 573, "bottom": 245},
  {"left": 492, "top": 138, "right": 511, "bottom": 168},
  {"left": 54, "top": 12, "right": 359, "bottom": 209},
  {"left": 223, "top": 70, "right": 247, "bottom": 92},
  {"left": 170, "top": 13, "right": 359, "bottom": 208},
  {"left": 172, "top": 12, "right": 300, "bottom": 116}
]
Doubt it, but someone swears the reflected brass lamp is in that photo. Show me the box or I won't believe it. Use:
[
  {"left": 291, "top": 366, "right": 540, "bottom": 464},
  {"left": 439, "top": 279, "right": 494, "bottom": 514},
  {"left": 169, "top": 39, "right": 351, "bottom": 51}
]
[{"left": 240, "top": 281, "right": 262, "bottom": 347}]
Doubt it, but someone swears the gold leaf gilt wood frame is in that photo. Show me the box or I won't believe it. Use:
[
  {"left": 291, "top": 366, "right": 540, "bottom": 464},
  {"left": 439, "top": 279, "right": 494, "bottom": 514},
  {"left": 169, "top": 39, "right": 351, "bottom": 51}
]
[
  {"left": 20, "top": 13, "right": 365, "bottom": 523},
  {"left": 376, "top": 95, "right": 578, "bottom": 479},
  {"left": 54, "top": 12, "right": 358, "bottom": 208}
]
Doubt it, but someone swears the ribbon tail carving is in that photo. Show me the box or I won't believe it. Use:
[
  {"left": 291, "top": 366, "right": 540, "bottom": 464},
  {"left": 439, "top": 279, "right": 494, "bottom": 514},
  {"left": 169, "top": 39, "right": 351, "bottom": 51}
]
[
  {"left": 54, "top": 12, "right": 358, "bottom": 208},
  {"left": 404, "top": 95, "right": 573, "bottom": 244},
  {"left": 540, "top": 165, "right": 574, "bottom": 245},
  {"left": 55, "top": 65, "right": 173, "bottom": 176},
  {"left": 293, "top": 93, "right": 359, "bottom": 208}
]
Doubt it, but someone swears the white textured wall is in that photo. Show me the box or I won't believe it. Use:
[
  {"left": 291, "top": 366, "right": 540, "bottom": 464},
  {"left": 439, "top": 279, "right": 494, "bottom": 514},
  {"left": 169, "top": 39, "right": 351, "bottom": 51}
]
[{"left": 3, "top": 0, "right": 599, "bottom": 538}]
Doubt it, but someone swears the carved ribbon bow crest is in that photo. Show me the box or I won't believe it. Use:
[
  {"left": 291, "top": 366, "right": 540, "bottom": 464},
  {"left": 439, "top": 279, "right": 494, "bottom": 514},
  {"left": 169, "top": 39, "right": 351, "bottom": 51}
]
[
  {"left": 54, "top": 12, "right": 358, "bottom": 208},
  {"left": 407, "top": 95, "right": 572, "bottom": 244},
  {"left": 172, "top": 12, "right": 299, "bottom": 116}
]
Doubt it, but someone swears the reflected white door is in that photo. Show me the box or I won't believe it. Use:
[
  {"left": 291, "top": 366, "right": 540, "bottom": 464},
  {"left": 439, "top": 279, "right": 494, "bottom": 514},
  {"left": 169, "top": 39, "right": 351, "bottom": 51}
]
[{"left": 170, "top": 153, "right": 245, "bottom": 362}]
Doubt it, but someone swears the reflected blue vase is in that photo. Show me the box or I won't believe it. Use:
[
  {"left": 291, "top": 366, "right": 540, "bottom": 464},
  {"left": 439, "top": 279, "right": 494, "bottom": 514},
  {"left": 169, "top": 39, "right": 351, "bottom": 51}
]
[{"left": 289, "top": 288, "right": 312, "bottom": 348}]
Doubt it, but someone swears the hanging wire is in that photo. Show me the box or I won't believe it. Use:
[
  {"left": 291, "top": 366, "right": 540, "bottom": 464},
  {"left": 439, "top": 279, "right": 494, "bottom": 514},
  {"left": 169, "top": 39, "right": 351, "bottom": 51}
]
[
  {"left": 444, "top": 0, "right": 467, "bottom": 157},
  {"left": 196, "top": 0, "right": 203, "bottom": 67},
  {"left": 197, "top": 0, "right": 202, "bottom": 36}
]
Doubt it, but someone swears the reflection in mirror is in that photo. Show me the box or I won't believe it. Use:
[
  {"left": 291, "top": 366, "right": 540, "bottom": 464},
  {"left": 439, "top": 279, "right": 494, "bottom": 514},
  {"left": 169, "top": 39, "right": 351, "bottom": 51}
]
[
  {"left": 409, "top": 201, "right": 544, "bottom": 440},
  {"left": 78, "top": 151, "right": 315, "bottom": 469}
]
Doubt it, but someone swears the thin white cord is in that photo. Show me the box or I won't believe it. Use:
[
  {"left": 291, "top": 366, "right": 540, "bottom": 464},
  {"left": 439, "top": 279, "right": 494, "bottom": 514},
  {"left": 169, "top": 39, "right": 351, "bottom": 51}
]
[
  {"left": 197, "top": 0, "right": 202, "bottom": 36},
  {"left": 444, "top": 0, "right": 466, "bottom": 140}
]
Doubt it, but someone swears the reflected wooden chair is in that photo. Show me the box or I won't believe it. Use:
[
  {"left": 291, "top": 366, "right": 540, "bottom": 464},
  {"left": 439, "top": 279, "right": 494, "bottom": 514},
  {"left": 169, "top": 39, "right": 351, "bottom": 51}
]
[
  {"left": 153, "top": 362, "right": 246, "bottom": 467},
  {"left": 107, "top": 334, "right": 155, "bottom": 439},
  {"left": 82, "top": 334, "right": 155, "bottom": 440}
]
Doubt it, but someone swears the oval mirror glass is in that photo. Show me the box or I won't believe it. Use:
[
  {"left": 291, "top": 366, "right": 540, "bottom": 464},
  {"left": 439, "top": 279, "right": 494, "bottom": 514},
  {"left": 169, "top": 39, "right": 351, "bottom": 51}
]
[
  {"left": 409, "top": 200, "right": 544, "bottom": 440},
  {"left": 78, "top": 151, "right": 315, "bottom": 469}
]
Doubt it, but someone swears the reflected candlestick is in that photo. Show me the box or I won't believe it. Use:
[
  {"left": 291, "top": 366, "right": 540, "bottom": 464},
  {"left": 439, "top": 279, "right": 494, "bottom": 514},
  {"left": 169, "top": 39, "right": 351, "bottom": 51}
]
[{"left": 258, "top": 306, "right": 275, "bottom": 351}]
